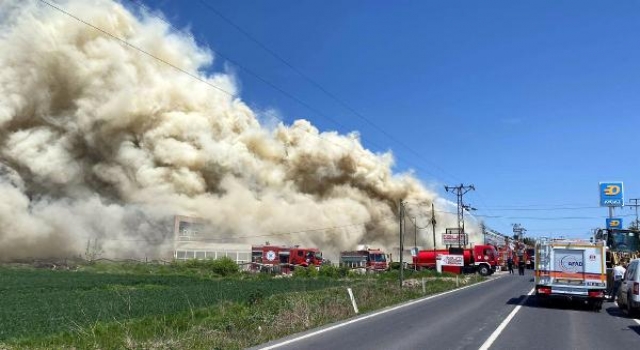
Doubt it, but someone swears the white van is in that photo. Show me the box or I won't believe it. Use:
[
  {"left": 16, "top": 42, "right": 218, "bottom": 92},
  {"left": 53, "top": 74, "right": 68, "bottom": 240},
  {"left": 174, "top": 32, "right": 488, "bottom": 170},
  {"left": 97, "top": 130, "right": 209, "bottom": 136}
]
[{"left": 617, "top": 258, "right": 640, "bottom": 316}]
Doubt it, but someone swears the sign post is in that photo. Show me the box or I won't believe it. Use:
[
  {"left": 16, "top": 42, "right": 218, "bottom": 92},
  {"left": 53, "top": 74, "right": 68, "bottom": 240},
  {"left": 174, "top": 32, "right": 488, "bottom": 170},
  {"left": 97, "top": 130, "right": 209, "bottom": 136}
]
[
  {"left": 600, "top": 182, "right": 624, "bottom": 246},
  {"left": 442, "top": 231, "right": 468, "bottom": 246}
]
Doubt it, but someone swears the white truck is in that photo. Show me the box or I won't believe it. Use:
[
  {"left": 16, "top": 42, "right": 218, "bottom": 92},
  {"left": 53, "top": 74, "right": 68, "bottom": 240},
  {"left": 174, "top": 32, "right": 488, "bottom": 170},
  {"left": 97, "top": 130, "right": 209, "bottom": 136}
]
[{"left": 535, "top": 239, "right": 607, "bottom": 311}]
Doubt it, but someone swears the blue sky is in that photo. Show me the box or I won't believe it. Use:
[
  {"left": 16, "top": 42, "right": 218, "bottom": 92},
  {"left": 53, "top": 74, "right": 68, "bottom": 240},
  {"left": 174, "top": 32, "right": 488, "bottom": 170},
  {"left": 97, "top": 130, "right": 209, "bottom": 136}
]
[{"left": 133, "top": 0, "right": 640, "bottom": 239}]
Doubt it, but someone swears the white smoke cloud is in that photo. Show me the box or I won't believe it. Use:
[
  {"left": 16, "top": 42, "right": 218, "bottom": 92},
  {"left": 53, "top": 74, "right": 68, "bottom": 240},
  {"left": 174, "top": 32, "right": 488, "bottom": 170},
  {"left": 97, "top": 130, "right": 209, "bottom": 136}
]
[{"left": 0, "top": 0, "right": 479, "bottom": 261}]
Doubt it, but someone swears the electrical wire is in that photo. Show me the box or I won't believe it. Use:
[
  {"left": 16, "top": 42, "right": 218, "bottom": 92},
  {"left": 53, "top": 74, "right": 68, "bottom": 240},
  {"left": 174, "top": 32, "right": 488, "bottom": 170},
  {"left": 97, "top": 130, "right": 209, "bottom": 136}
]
[
  {"left": 39, "top": 0, "right": 448, "bottom": 188},
  {"left": 195, "top": 0, "right": 464, "bottom": 184},
  {"left": 38, "top": 0, "right": 235, "bottom": 98},
  {"left": 34, "top": 1, "right": 626, "bottom": 239}
]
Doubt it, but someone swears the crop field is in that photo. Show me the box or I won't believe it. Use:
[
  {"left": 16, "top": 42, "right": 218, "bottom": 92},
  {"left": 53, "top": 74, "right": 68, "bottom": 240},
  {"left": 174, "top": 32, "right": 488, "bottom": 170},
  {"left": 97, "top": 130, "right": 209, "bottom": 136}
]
[{"left": 0, "top": 266, "right": 342, "bottom": 342}]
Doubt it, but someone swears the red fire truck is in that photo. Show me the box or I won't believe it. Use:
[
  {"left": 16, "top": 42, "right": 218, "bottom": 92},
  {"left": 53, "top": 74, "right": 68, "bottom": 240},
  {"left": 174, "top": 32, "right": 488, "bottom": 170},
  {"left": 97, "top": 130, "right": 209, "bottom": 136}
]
[
  {"left": 412, "top": 244, "right": 499, "bottom": 276},
  {"left": 251, "top": 245, "right": 323, "bottom": 273},
  {"left": 339, "top": 248, "right": 389, "bottom": 272}
]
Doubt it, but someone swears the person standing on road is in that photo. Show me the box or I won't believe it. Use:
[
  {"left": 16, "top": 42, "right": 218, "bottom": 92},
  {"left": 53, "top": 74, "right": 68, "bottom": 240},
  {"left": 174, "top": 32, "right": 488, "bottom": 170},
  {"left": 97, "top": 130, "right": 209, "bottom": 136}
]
[
  {"left": 507, "top": 256, "right": 514, "bottom": 274},
  {"left": 517, "top": 256, "right": 525, "bottom": 275},
  {"left": 611, "top": 262, "right": 627, "bottom": 301}
]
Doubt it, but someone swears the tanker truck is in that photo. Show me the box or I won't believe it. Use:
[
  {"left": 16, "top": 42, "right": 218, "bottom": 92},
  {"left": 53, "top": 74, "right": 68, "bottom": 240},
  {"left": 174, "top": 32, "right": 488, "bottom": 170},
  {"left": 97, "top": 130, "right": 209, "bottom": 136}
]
[{"left": 412, "top": 244, "right": 499, "bottom": 276}]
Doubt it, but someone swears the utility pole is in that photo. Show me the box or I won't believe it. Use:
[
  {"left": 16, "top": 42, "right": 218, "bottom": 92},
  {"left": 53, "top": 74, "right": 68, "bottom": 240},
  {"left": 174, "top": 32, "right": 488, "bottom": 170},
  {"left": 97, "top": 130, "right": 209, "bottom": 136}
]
[
  {"left": 512, "top": 223, "right": 526, "bottom": 241},
  {"left": 481, "top": 222, "right": 487, "bottom": 244},
  {"left": 444, "top": 184, "right": 475, "bottom": 247},
  {"left": 414, "top": 217, "right": 418, "bottom": 253},
  {"left": 628, "top": 198, "right": 640, "bottom": 230},
  {"left": 431, "top": 203, "right": 437, "bottom": 255},
  {"left": 399, "top": 200, "right": 405, "bottom": 288},
  {"left": 413, "top": 217, "right": 418, "bottom": 271}
]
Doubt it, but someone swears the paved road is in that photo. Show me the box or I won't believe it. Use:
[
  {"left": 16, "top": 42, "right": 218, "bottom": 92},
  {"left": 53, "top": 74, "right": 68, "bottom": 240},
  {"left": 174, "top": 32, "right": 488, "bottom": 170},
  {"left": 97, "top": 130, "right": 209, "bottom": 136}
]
[
  {"left": 254, "top": 270, "right": 640, "bottom": 350},
  {"left": 490, "top": 287, "right": 640, "bottom": 350}
]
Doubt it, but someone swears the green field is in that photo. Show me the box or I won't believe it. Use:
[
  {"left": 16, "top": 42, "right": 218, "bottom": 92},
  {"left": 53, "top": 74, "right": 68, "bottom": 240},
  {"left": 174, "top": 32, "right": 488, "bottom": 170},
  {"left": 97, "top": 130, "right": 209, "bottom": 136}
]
[
  {"left": 0, "top": 264, "right": 341, "bottom": 343},
  {"left": 0, "top": 262, "right": 479, "bottom": 349}
]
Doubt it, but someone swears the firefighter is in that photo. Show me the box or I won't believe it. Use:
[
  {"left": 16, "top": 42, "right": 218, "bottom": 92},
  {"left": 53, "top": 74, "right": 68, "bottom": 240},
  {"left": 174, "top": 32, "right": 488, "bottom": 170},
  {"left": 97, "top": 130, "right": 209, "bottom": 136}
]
[
  {"left": 507, "top": 256, "right": 514, "bottom": 274},
  {"left": 610, "top": 261, "right": 627, "bottom": 301},
  {"left": 518, "top": 257, "right": 525, "bottom": 275}
]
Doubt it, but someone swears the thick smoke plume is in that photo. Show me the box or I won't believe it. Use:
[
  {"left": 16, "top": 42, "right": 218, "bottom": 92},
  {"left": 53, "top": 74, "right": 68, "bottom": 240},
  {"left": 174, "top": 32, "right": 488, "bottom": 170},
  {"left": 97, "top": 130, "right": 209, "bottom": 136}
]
[{"left": 0, "top": 0, "right": 479, "bottom": 261}]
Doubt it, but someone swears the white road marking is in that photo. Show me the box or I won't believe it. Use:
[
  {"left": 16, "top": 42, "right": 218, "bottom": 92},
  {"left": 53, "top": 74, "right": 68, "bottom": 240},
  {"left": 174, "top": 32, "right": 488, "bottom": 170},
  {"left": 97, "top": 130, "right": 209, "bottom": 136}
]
[
  {"left": 257, "top": 276, "right": 503, "bottom": 350},
  {"left": 478, "top": 287, "right": 535, "bottom": 350}
]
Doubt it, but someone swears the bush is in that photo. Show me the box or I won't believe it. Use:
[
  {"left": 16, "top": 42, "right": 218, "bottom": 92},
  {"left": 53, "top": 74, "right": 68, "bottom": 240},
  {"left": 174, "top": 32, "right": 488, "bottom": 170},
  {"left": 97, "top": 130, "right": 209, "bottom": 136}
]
[
  {"left": 389, "top": 262, "right": 402, "bottom": 270},
  {"left": 210, "top": 257, "right": 240, "bottom": 277},
  {"left": 318, "top": 265, "right": 350, "bottom": 278},
  {"left": 292, "top": 266, "right": 319, "bottom": 278}
]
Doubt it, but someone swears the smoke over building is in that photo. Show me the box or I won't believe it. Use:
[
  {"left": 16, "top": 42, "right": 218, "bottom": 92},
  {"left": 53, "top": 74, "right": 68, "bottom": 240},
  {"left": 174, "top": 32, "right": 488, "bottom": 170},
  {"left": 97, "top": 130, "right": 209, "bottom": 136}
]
[{"left": 0, "top": 0, "right": 479, "bottom": 261}]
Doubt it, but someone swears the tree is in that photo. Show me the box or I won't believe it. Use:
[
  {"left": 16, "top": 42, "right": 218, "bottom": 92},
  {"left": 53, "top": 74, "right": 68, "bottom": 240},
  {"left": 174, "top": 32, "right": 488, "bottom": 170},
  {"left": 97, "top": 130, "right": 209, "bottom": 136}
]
[{"left": 628, "top": 219, "right": 640, "bottom": 231}]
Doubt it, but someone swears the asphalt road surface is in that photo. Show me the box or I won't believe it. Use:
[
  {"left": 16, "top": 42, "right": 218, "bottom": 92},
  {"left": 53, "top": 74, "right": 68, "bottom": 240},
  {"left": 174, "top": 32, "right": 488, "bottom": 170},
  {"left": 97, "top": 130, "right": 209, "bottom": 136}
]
[{"left": 253, "top": 270, "right": 640, "bottom": 350}]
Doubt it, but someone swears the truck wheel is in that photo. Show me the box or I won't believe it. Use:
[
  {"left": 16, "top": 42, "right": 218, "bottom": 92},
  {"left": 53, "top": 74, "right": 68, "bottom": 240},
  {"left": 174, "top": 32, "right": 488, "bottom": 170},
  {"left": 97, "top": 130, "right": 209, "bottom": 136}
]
[
  {"left": 536, "top": 296, "right": 548, "bottom": 308},
  {"left": 478, "top": 265, "right": 490, "bottom": 276},
  {"left": 591, "top": 300, "right": 602, "bottom": 312},
  {"left": 627, "top": 293, "right": 636, "bottom": 317}
]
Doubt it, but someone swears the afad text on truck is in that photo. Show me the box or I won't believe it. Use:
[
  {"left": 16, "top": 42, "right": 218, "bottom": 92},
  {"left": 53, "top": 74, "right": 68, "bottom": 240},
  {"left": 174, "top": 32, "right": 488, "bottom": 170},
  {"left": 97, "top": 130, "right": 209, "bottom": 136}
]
[{"left": 534, "top": 239, "right": 607, "bottom": 311}]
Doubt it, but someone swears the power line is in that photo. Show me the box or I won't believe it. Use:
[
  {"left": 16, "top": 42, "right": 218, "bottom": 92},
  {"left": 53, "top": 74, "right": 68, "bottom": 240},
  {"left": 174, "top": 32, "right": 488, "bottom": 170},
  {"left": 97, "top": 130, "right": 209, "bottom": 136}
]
[
  {"left": 124, "top": 0, "right": 348, "bottom": 135},
  {"left": 473, "top": 195, "right": 515, "bottom": 237},
  {"left": 38, "top": 0, "right": 444, "bottom": 183},
  {"left": 479, "top": 206, "right": 601, "bottom": 211},
  {"left": 526, "top": 227, "right": 595, "bottom": 232},
  {"left": 36, "top": 1, "right": 617, "bottom": 237},
  {"left": 481, "top": 202, "right": 594, "bottom": 209},
  {"left": 37, "top": 0, "right": 235, "bottom": 98},
  {"left": 474, "top": 214, "right": 637, "bottom": 220},
  {"left": 122, "top": 0, "right": 457, "bottom": 183},
  {"left": 195, "top": 0, "right": 463, "bottom": 184},
  {"left": 444, "top": 183, "right": 475, "bottom": 247},
  {"left": 32, "top": 1, "right": 462, "bottom": 256}
]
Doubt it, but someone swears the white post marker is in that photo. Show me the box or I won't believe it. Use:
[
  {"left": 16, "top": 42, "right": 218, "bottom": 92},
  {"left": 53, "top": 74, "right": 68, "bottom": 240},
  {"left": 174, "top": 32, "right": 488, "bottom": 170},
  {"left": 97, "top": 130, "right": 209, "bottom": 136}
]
[
  {"left": 422, "top": 277, "right": 426, "bottom": 294},
  {"left": 347, "top": 288, "right": 359, "bottom": 314}
]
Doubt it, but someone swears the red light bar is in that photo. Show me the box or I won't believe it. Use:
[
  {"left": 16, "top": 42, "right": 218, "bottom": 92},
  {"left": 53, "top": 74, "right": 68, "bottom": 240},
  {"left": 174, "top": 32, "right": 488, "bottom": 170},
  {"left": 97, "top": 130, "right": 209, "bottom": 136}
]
[
  {"left": 588, "top": 290, "right": 604, "bottom": 298},
  {"left": 537, "top": 287, "right": 551, "bottom": 295}
]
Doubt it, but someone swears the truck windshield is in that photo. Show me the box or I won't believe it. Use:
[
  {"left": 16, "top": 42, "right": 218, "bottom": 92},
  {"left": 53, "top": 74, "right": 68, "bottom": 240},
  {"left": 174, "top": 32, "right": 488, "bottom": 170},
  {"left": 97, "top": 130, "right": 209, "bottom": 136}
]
[
  {"left": 607, "top": 231, "right": 639, "bottom": 252},
  {"left": 371, "top": 254, "right": 386, "bottom": 262},
  {"left": 484, "top": 248, "right": 497, "bottom": 259},
  {"left": 314, "top": 252, "right": 322, "bottom": 260}
]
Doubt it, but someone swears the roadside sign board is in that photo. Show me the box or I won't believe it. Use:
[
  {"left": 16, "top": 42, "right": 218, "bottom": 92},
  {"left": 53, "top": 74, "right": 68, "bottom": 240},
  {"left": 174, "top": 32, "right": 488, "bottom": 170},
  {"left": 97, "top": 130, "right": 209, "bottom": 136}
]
[
  {"left": 606, "top": 218, "right": 623, "bottom": 230},
  {"left": 599, "top": 182, "right": 624, "bottom": 207},
  {"left": 410, "top": 247, "right": 419, "bottom": 257},
  {"left": 442, "top": 233, "right": 468, "bottom": 245}
]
